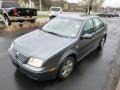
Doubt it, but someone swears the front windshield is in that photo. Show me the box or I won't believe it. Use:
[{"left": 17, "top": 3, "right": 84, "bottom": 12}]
[
  {"left": 51, "top": 8, "right": 61, "bottom": 11},
  {"left": 42, "top": 17, "right": 82, "bottom": 38}
]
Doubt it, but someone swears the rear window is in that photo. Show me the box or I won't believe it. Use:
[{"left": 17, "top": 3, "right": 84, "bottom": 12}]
[
  {"left": 2, "top": 2, "right": 20, "bottom": 8},
  {"left": 51, "top": 7, "right": 61, "bottom": 11},
  {"left": 93, "top": 18, "right": 104, "bottom": 30}
]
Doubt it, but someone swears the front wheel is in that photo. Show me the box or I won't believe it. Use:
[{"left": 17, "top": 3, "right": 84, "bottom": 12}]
[
  {"left": 58, "top": 57, "right": 75, "bottom": 79},
  {"left": 97, "top": 36, "right": 106, "bottom": 50},
  {"left": 4, "top": 16, "right": 11, "bottom": 26}
]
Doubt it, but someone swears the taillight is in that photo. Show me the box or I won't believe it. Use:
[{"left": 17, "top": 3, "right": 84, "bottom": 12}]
[{"left": 13, "top": 9, "right": 17, "bottom": 16}]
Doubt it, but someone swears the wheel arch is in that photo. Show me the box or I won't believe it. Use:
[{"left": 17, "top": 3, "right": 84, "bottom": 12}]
[
  {"left": 67, "top": 54, "right": 77, "bottom": 64},
  {"left": 4, "top": 13, "right": 7, "bottom": 16},
  {"left": 57, "top": 49, "right": 78, "bottom": 71},
  {"left": 3, "top": 11, "right": 10, "bottom": 20},
  {"left": 3, "top": 12, "right": 11, "bottom": 26},
  {"left": 56, "top": 50, "right": 78, "bottom": 79}
]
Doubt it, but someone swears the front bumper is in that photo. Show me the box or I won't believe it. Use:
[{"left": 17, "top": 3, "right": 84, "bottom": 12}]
[{"left": 8, "top": 50, "right": 56, "bottom": 81}]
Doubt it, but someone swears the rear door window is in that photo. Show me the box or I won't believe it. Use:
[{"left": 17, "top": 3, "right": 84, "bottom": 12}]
[
  {"left": 82, "top": 19, "right": 94, "bottom": 35},
  {"left": 93, "top": 18, "right": 104, "bottom": 31}
]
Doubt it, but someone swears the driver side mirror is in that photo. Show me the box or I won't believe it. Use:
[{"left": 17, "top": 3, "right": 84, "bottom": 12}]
[{"left": 81, "top": 34, "right": 94, "bottom": 39}]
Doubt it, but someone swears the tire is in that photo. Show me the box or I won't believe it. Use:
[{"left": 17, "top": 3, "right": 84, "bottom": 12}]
[
  {"left": 30, "top": 19, "right": 36, "bottom": 23},
  {"left": 4, "top": 16, "right": 11, "bottom": 26},
  {"left": 58, "top": 56, "right": 75, "bottom": 79},
  {"left": 50, "top": 16, "right": 55, "bottom": 20},
  {"left": 97, "top": 36, "right": 106, "bottom": 50},
  {"left": 50, "top": 16, "right": 53, "bottom": 20}
]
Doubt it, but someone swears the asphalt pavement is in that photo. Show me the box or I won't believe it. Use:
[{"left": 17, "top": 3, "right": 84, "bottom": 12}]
[{"left": 0, "top": 18, "right": 120, "bottom": 90}]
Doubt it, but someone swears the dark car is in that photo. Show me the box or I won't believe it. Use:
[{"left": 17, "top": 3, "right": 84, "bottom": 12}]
[
  {"left": 0, "top": 1, "right": 37, "bottom": 26},
  {"left": 8, "top": 15, "right": 107, "bottom": 81},
  {"left": 97, "top": 12, "right": 119, "bottom": 17}
]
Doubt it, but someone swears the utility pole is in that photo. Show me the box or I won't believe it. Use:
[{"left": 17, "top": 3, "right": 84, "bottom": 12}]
[
  {"left": 39, "top": 0, "right": 42, "bottom": 11},
  {"left": 87, "top": 0, "right": 93, "bottom": 15},
  {"left": 29, "top": 0, "right": 32, "bottom": 8}
]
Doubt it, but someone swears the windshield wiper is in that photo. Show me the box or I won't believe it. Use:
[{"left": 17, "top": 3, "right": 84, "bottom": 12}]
[
  {"left": 48, "top": 31, "right": 62, "bottom": 36},
  {"left": 43, "top": 30, "right": 65, "bottom": 37}
]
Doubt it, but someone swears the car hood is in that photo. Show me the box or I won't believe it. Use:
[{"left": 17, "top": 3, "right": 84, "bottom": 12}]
[{"left": 14, "top": 30, "right": 73, "bottom": 60}]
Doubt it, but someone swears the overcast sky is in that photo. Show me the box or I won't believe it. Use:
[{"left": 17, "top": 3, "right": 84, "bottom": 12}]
[
  {"left": 103, "top": 0, "right": 120, "bottom": 7},
  {"left": 66, "top": 0, "right": 120, "bottom": 7},
  {"left": 66, "top": 0, "right": 79, "bottom": 3}
]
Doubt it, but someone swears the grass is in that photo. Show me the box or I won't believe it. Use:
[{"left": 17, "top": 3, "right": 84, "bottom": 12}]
[
  {"left": 5, "top": 21, "right": 43, "bottom": 32},
  {"left": 37, "top": 15, "right": 49, "bottom": 19}
]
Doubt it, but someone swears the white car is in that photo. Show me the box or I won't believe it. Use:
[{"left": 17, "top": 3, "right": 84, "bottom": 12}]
[{"left": 49, "top": 7, "right": 62, "bottom": 19}]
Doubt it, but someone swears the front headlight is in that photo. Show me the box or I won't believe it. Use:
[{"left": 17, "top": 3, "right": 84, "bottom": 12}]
[{"left": 28, "top": 58, "right": 44, "bottom": 68}]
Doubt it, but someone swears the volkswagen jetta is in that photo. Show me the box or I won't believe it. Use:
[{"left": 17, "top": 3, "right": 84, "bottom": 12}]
[{"left": 8, "top": 15, "right": 107, "bottom": 80}]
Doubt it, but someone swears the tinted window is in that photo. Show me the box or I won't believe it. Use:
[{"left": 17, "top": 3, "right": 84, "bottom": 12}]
[
  {"left": 2, "top": 2, "right": 20, "bottom": 8},
  {"left": 93, "top": 18, "right": 104, "bottom": 30},
  {"left": 82, "top": 19, "right": 94, "bottom": 35}
]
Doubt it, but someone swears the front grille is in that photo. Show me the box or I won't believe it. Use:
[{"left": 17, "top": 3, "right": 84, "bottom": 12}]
[
  {"left": 16, "top": 53, "right": 29, "bottom": 63},
  {"left": 11, "top": 48, "right": 29, "bottom": 63}
]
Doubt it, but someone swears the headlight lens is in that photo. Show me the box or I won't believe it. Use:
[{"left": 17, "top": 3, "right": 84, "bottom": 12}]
[{"left": 28, "top": 58, "right": 44, "bottom": 68}]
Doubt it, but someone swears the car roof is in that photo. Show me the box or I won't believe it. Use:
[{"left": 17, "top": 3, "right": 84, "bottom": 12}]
[
  {"left": 50, "top": 7, "right": 61, "bottom": 8},
  {"left": 58, "top": 14, "right": 99, "bottom": 21}
]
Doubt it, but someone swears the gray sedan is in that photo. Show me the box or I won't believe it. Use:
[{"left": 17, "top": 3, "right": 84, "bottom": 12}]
[{"left": 8, "top": 15, "right": 107, "bottom": 80}]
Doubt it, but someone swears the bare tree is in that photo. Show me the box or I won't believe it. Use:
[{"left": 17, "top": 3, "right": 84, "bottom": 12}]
[{"left": 80, "top": 0, "right": 105, "bottom": 14}]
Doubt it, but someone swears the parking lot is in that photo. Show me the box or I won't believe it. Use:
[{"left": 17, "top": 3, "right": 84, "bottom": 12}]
[{"left": 0, "top": 18, "right": 120, "bottom": 90}]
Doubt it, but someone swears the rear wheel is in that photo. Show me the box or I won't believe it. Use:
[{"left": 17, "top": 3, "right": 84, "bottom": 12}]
[
  {"left": 30, "top": 19, "right": 36, "bottom": 23},
  {"left": 97, "top": 36, "right": 106, "bottom": 50},
  {"left": 58, "top": 56, "right": 75, "bottom": 79},
  {"left": 50, "top": 16, "right": 55, "bottom": 20}
]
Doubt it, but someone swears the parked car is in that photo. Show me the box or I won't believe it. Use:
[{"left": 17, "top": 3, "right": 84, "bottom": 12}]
[
  {"left": 8, "top": 15, "right": 107, "bottom": 81},
  {"left": 49, "top": 7, "right": 62, "bottom": 19},
  {"left": 0, "top": 1, "right": 37, "bottom": 26},
  {"left": 97, "top": 12, "right": 119, "bottom": 17}
]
